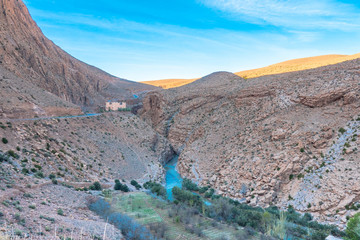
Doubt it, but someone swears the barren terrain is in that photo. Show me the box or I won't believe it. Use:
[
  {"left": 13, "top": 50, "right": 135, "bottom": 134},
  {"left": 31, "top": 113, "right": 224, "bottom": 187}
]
[{"left": 139, "top": 60, "right": 360, "bottom": 227}]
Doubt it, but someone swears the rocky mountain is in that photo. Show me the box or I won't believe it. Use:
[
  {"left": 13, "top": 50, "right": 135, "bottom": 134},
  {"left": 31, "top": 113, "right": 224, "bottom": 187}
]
[
  {"left": 141, "top": 53, "right": 360, "bottom": 89},
  {"left": 139, "top": 59, "right": 360, "bottom": 227},
  {"left": 0, "top": 0, "right": 156, "bottom": 111}
]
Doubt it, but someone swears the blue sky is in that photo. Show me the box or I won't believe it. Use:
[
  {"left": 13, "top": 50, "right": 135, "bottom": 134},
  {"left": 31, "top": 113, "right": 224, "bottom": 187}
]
[{"left": 24, "top": 0, "right": 360, "bottom": 81}]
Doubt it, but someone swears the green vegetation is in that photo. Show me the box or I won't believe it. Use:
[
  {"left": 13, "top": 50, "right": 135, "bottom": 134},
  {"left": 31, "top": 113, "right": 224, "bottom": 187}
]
[
  {"left": 57, "top": 208, "right": 64, "bottom": 216},
  {"left": 7, "top": 150, "right": 19, "bottom": 159},
  {"left": 1, "top": 138, "right": 8, "bottom": 144},
  {"left": 172, "top": 187, "right": 203, "bottom": 207},
  {"left": 89, "top": 181, "right": 102, "bottom": 191},
  {"left": 114, "top": 179, "right": 129, "bottom": 192},
  {"left": 108, "top": 192, "right": 249, "bottom": 239},
  {"left": 182, "top": 178, "right": 200, "bottom": 191},
  {"left": 130, "top": 180, "right": 142, "bottom": 190},
  {"left": 339, "top": 127, "right": 346, "bottom": 134},
  {"left": 346, "top": 213, "right": 360, "bottom": 240},
  {"left": 143, "top": 181, "right": 167, "bottom": 198}
]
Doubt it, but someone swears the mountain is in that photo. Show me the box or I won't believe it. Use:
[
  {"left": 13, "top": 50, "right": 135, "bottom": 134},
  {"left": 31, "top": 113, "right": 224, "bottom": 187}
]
[
  {"left": 0, "top": 1, "right": 172, "bottom": 238},
  {"left": 139, "top": 58, "right": 360, "bottom": 227},
  {"left": 236, "top": 53, "right": 360, "bottom": 79},
  {"left": 0, "top": 0, "right": 156, "bottom": 111},
  {"left": 141, "top": 53, "right": 360, "bottom": 89},
  {"left": 140, "top": 78, "right": 198, "bottom": 89}
]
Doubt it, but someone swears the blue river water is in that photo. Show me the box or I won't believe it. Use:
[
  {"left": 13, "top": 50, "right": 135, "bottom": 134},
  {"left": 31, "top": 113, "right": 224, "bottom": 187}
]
[
  {"left": 164, "top": 155, "right": 211, "bottom": 205},
  {"left": 164, "top": 155, "right": 183, "bottom": 201}
]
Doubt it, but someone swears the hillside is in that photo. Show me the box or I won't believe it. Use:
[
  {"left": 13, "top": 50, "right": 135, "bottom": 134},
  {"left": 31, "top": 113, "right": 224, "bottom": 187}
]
[
  {"left": 140, "top": 78, "right": 198, "bottom": 89},
  {"left": 141, "top": 53, "right": 360, "bottom": 89},
  {"left": 236, "top": 53, "right": 360, "bottom": 79},
  {"left": 0, "top": 0, "right": 156, "bottom": 110},
  {"left": 139, "top": 58, "right": 360, "bottom": 228}
]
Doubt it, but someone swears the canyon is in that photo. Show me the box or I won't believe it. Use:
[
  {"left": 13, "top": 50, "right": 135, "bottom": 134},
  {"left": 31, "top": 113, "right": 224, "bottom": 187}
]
[{"left": 0, "top": 0, "right": 360, "bottom": 238}]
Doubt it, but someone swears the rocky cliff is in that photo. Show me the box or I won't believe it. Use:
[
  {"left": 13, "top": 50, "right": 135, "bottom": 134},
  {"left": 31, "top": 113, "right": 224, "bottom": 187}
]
[
  {"left": 139, "top": 59, "right": 360, "bottom": 227},
  {"left": 0, "top": 0, "right": 156, "bottom": 109}
]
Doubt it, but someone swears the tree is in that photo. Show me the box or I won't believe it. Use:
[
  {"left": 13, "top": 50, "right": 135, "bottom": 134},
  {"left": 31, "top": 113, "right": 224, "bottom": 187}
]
[
  {"left": 114, "top": 180, "right": 129, "bottom": 192},
  {"left": 90, "top": 181, "right": 102, "bottom": 191},
  {"left": 346, "top": 213, "right": 360, "bottom": 240}
]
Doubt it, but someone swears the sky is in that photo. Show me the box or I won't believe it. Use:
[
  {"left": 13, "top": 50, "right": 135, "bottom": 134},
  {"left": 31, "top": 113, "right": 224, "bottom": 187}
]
[{"left": 24, "top": 0, "right": 360, "bottom": 81}]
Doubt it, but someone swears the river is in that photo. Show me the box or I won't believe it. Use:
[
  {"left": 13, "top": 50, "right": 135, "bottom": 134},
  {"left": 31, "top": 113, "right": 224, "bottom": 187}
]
[
  {"left": 164, "top": 155, "right": 183, "bottom": 201},
  {"left": 164, "top": 155, "right": 212, "bottom": 205}
]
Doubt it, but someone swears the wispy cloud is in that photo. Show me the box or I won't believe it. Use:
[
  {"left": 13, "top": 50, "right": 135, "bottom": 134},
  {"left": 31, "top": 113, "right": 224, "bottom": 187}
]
[{"left": 199, "top": 0, "right": 360, "bottom": 30}]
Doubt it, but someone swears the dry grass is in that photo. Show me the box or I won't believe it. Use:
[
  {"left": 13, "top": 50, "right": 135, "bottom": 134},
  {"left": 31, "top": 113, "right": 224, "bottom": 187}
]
[
  {"left": 141, "top": 53, "right": 360, "bottom": 89},
  {"left": 140, "top": 78, "right": 198, "bottom": 89},
  {"left": 236, "top": 53, "right": 360, "bottom": 79}
]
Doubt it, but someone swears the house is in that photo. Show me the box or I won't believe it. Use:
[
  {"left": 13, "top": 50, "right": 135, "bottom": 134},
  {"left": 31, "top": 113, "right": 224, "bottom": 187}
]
[{"left": 105, "top": 100, "right": 127, "bottom": 111}]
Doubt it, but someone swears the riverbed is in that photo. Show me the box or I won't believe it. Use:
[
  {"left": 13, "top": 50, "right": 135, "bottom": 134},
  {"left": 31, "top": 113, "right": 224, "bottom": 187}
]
[
  {"left": 164, "top": 155, "right": 183, "bottom": 201},
  {"left": 164, "top": 155, "right": 211, "bottom": 205}
]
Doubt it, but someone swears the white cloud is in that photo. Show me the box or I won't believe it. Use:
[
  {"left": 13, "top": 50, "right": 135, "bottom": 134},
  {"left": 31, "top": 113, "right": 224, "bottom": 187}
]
[{"left": 200, "top": 0, "right": 360, "bottom": 30}]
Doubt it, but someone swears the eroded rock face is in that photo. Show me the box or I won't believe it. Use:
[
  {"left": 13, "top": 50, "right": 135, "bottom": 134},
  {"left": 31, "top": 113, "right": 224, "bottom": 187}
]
[
  {"left": 0, "top": 0, "right": 156, "bottom": 108},
  {"left": 140, "top": 63, "right": 360, "bottom": 226}
]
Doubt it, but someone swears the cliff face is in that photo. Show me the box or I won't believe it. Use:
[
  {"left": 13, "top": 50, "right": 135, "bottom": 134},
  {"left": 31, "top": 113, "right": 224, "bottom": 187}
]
[
  {"left": 0, "top": 0, "right": 155, "bottom": 108},
  {"left": 139, "top": 60, "right": 360, "bottom": 227}
]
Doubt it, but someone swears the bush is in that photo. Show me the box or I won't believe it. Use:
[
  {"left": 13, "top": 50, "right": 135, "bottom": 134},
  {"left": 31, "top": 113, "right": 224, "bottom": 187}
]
[
  {"left": 114, "top": 180, "right": 129, "bottom": 192},
  {"left": 339, "top": 128, "right": 346, "bottom": 134},
  {"left": 35, "top": 172, "right": 44, "bottom": 178},
  {"left": 49, "top": 173, "right": 56, "bottom": 179},
  {"left": 7, "top": 150, "right": 19, "bottom": 159},
  {"left": 89, "top": 182, "right": 102, "bottom": 191},
  {"left": 143, "top": 181, "right": 167, "bottom": 198},
  {"left": 204, "top": 188, "right": 215, "bottom": 198},
  {"left": 182, "top": 178, "right": 199, "bottom": 191},
  {"left": 346, "top": 213, "right": 360, "bottom": 240},
  {"left": 172, "top": 187, "right": 203, "bottom": 208},
  {"left": 57, "top": 209, "right": 64, "bottom": 216},
  {"left": 1, "top": 138, "right": 8, "bottom": 144},
  {"left": 130, "top": 180, "right": 142, "bottom": 190},
  {"left": 0, "top": 153, "right": 9, "bottom": 162}
]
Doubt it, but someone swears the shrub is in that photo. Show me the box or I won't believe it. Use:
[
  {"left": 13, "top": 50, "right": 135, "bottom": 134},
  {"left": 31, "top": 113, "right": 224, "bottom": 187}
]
[
  {"left": 7, "top": 150, "right": 19, "bottom": 159},
  {"left": 89, "top": 182, "right": 102, "bottom": 191},
  {"left": 114, "top": 180, "right": 129, "bottom": 192},
  {"left": 346, "top": 213, "right": 360, "bottom": 240},
  {"left": 35, "top": 172, "right": 44, "bottom": 178},
  {"left": 172, "top": 187, "right": 203, "bottom": 208},
  {"left": 0, "top": 153, "right": 9, "bottom": 162},
  {"left": 57, "top": 209, "right": 64, "bottom": 216},
  {"left": 49, "top": 173, "right": 56, "bottom": 179},
  {"left": 339, "top": 128, "right": 346, "bottom": 134},
  {"left": 1, "top": 138, "right": 8, "bottom": 144},
  {"left": 130, "top": 180, "right": 142, "bottom": 190},
  {"left": 182, "top": 178, "right": 199, "bottom": 191}
]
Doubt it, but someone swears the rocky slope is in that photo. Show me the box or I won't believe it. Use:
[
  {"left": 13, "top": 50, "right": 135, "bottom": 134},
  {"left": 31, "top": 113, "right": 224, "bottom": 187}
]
[
  {"left": 141, "top": 53, "right": 360, "bottom": 89},
  {"left": 0, "top": 112, "right": 172, "bottom": 182},
  {"left": 0, "top": 0, "right": 156, "bottom": 109},
  {"left": 139, "top": 60, "right": 360, "bottom": 227},
  {"left": 0, "top": 111, "right": 172, "bottom": 238},
  {"left": 0, "top": 65, "right": 82, "bottom": 119}
]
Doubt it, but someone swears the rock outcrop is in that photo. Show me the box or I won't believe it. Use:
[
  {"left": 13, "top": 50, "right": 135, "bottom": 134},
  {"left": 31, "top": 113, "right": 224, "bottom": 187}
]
[
  {"left": 0, "top": 0, "right": 156, "bottom": 109},
  {"left": 139, "top": 60, "right": 360, "bottom": 227}
]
